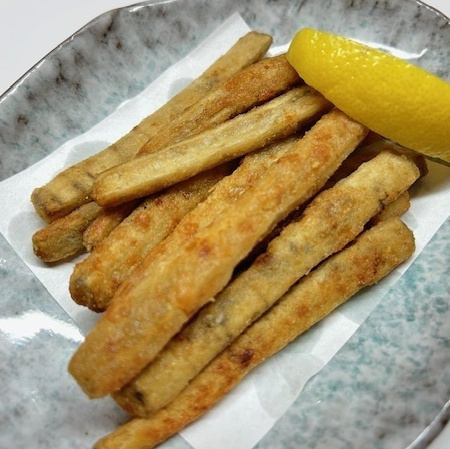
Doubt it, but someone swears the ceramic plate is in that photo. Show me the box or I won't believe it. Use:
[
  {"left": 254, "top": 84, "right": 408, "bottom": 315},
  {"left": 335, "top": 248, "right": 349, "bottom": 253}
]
[{"left": 0, "top": 1, "right": 449, "bottom": 448}]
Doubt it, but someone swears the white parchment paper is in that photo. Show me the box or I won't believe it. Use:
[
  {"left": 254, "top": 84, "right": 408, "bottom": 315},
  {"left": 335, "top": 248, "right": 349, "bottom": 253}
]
[{"left": 0, "top": 13, "right": 449, "bottom": 449}]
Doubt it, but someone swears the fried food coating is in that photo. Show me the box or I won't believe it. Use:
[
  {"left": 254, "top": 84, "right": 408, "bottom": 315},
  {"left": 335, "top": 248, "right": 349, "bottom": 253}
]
[
  {"left": 371, "top": 191, "right": 410, "bottom": 224},
  {"left": 70, "top": 165, "right": 233, "bottom": 312},
  {"left": 32, "top": 202, "right": 102, "bottom": 262},
  {"left": 82, "top": 201, "right": 140, "bottom": 251},
  {"left": 137, "top": 54, "right": 300, "bottom": 156},
  {"left": 69, "top": 109, "right": 367, "bottom": 398},
  {"left": 31, "top": 32, "right": 272, "bottom": 222},
  {"left": 95, "top": 218, "right": 414, "bottom": 449},
  {"left": 92, "top": 87, "right": 330, "bottom": 206},
  {"left": 115, "top": 151, "right": 419, "bottom": 416}
]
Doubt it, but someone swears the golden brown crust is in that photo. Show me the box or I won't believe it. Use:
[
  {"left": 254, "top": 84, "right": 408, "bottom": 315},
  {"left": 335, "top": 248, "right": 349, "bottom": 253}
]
[
  {"left": 194, "top": 31, "right": 272, "bottom": 90},
  {"left": 93, "top": 87, "right": 331, "bottom": 206},
  {"left": 371, "top": 191, "right": 410, "bottom": 224},
  {"left": 137, "top": 55, "right": 300, "bottom": 156},
  {"left": 32, "top": 202, "right": 102, "bottom": 263},
  {"left": 114, "top": 151, "right": 419, "bottom": 416},
  {"left": 70, "top": 165, "right": 233, "bottom": 312},
  {"left": 95, "top": 218, "right": 414, "bottom": 449},
  {"left": 329, "top": 140, "right": 427, "bottom": 185},
  {"left": 82, "top": 201, "right": 140, "bottom": 251},
  {"left": 31, "top": 31, "right": 272, "bottom": 222},
  {"left": 69, "top": 109, "right": 367, "bottom": 398}
]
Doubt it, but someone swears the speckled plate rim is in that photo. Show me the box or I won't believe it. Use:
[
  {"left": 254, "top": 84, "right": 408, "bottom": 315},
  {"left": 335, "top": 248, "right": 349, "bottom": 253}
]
[
  {"left": 1, "top": 0, "right": 449, "bottom": 101},
  {"left": 0, "top": 1, "right": 448, "bottom": 448}
]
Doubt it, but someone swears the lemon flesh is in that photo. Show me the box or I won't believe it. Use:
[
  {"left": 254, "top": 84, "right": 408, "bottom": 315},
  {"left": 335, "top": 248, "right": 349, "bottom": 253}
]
[{"left": 287, "top": 28, "right": 450, "bottom": 162}]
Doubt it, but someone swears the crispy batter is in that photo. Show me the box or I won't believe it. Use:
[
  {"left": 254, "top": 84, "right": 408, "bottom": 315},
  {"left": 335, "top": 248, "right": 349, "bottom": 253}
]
[
  {"left": 71, "top": 137, "right": 302, "bottom": 312},
  {"left": 82, "top": 201, "right": 140, "bottom": 251},
  {"left": 114, "top": 151, "right": 419, "bottom": 416},
  {"left": 31, "top": 31, "right": 272, "bottom": 222},
  {"left": 366, "top": 141, "right": 428, "bottom": 178},
  {"left": 329, "top": 140, "right": 427, "bottom": 185},
  {"left": 372, "top": 191, "right": 410, "bottom": 224},
  {"left": 186, "top": 31, "right": 272, "bottom": 93},
  {"left": 34, "top": 51, "right": 294, "bottom": 260},
  {"left": 32, "top": 202, "right": 102, "bottom": 263},
  {"left": 68, "top": 109, "right": 368, "bottom": 398},
  {"left": 78, "top": 55, "right": 299, "bottom": 255},
  {"left": 70, "top": 165, "right": 234, "bottom": 312},
  {"left": 95, "top": 218, "right": 415, "bottom": 449},
  {"left": 241, "top": 146, "right": 417, "bottom": 271},
  {"left": 92, "top": 87, "right": 331, "bottom": 206},
  {"left": 138, "top": 55, "right": 300, "bottom": 156}
]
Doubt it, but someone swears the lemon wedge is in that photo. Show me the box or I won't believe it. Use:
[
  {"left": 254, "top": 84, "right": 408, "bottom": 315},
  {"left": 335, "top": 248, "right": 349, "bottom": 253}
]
[{"left": 287, "top": 28, "right": 450, "bottom": 162}]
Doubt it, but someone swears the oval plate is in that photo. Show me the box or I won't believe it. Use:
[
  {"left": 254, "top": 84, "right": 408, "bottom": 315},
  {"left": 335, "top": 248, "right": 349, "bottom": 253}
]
[{"left": 0, "top": 1, "right": 449, "bottom": 449}]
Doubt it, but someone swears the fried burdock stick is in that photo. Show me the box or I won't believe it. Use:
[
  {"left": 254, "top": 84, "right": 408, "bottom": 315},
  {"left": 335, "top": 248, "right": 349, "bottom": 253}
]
[
  {"left": 372, "top": 191, "right": 410, "bottom": 225},
  {"left": 114, "top": 151, "right": 419, "bottom": 416},
  {"left": 64, "top": 53, "right": 298, "bottom": 255},
  {"left": 70, "top": 165, "right": 234, "bottom": 312},
  {"left": 92, "top": 87, "right": 330, "bottom": 206},
  {"left": 331, "top": 140, "right": 428, "bottom": 183},
  {"left": 70, "top": 134, "right": 303, "bottom": 311},
  {"left": 95, "top": 217, "right": 414, "bottom": 449},
  {"left": 70, "top": 56, "right": 302, "bottom": 300},
  {"left": 137, "top": 54, "right": 300, "bottom": 156},
  {"left": 31, "top": 31, "right": 272, "bottom": 222},
  {"left": 32, "top": 202, "right": 102, "bottom": 263},
  {"left": 69, "top": 109, "right": 367, "bottom": 398},
  {"left": 237, "top": 142, "right": 422, "bottom": 270},
  {"left": 34, "top": 52, "right": 299, "bottom": 261},
  {"left": 82, "top": 201, "right": 140, "bottom": 251}
]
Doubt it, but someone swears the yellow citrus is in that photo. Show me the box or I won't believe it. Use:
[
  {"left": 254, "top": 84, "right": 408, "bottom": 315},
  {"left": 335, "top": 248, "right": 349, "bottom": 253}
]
[{"left": 287, "top": 28, "right": 450, "bottom": 162}]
